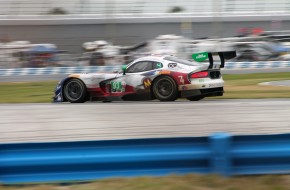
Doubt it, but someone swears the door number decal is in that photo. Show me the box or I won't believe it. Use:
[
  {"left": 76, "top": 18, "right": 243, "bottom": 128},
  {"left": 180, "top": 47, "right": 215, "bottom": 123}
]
[{"left": 178, "top": 76, "right": 184, "bottom": 84}]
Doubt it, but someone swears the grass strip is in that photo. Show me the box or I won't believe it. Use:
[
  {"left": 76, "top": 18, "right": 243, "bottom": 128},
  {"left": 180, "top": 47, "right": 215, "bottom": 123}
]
[
  {"left": 219, "top": 72, "right": 290, "bottom": 99},
  {"left": 0, "top": 72, "right": 289, "bottom": 103},
  {"left": 0, "top": 81, "right": 57, "bottom": 103},
  {"left": 1, "top": 174, "right": 290, "bottom": 190}
]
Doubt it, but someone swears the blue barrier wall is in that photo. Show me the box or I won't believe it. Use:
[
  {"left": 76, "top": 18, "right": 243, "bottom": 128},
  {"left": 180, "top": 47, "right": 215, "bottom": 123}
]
[
  {"left": 0, "top": 133, "right": 290, "bottom": 184},
  {"left": 231, "top": 134, "right": 290, "bottom": 175},
  {"left": 1, "top": 61, "right": 290, "bottom": 76}
]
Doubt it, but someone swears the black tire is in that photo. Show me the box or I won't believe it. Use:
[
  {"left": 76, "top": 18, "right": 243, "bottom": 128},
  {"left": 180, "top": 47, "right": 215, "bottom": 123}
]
[
  {"left": 153, "top": 76, "right": 178, "bottom": 101},
  {"left": 186, "top": 96, "right": 204, "bottom": 101},
  {"left": 63, "top": 78, "right": 87, "bottom": 103}
]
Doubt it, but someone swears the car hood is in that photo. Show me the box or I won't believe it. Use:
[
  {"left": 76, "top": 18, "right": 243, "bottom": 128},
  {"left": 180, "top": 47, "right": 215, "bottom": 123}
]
[
  {"left": 67, "top": 72, "right": 119, "bottom": 88},
  {"left": 68, "top": 72, "right": 118, "bottom": 80}
]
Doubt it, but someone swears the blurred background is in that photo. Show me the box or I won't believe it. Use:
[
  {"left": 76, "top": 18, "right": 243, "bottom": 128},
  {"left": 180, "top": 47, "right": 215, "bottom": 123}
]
[
  {"left": 1, "top": 0, "right": 290, "bottom": 68},
  {"left": 1, "top": 1, "right": 290, "bottom": 188}
]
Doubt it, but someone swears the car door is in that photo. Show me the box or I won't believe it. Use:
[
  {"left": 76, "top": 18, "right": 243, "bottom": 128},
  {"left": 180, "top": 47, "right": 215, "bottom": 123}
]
[{"left": 111, "top": 61, "right": 156, "bottom": 94}]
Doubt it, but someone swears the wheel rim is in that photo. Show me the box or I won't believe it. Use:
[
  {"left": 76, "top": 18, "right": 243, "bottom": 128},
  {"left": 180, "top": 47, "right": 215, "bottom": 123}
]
[
  {"left": 65, "top": 80, "right": 83, "bottom": 101},
  {"left": 156, "top": 79, "right": 174, "bottom": 98}
]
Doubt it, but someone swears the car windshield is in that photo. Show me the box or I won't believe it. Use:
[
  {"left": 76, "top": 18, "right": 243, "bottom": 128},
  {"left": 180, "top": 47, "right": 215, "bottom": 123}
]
[{"left": 163, "top": 56, "right": 200, "bottom": 66}]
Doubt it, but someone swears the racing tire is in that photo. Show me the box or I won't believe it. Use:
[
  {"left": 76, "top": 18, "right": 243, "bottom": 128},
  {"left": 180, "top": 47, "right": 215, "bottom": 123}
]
[
  {"left": 153, "top": 76, "right": 178, "bottom": 101},
  {"left": 63, "top": 78, "right": 87, "bottom": 103},
  {"left": 186, "top": 96, "right": 204, "bottom": 101}
]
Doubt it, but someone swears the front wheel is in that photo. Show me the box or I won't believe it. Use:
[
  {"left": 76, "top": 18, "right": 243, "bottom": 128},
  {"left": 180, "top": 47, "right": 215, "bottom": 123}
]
[
  {"left": 186, "top": 96, "right": 204, "bottom": 101},
  {"left": 152, "top": 76, "right": 178, "bottom": 101},
  {"left": 63, "top": 78, "right": 87, "bottom": 103}
]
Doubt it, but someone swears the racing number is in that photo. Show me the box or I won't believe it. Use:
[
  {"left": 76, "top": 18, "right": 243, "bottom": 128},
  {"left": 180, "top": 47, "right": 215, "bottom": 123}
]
[
  {"left": 112, "top": 82, "right": 120, "bottom": 90},
  {"left": 111, "top": 81, "right": 125, "bottom": 92},
  {"left": 156, "top": 63, "right": 162, "bottom": 68}
]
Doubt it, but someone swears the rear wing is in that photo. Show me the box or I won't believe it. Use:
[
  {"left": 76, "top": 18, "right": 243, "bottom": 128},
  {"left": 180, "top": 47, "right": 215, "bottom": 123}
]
[{"left": 192, "top": 51, "right": 236, "bottom": 69}]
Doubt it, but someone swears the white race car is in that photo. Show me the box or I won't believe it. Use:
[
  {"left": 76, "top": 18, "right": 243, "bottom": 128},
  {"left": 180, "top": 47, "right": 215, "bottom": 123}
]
[{"left": 53, "top": 51, "right": 236, "bottom": 103}]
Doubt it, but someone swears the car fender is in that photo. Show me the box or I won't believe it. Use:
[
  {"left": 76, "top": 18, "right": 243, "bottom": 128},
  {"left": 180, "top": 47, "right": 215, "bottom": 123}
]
[
  {"left": 53, "top": 75, "right": 87, "bottom": 102},
  {"left": 151, "top": 74, "right": 178, "bottom": 90}
]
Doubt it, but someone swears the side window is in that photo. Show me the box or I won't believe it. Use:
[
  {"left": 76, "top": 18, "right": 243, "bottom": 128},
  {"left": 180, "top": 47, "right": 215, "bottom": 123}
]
[
  {"left": 153, "top": 62, "right": 163, "bottom": 69},
  {"left": 127, "top": 61, "right": 153, "bottom": 73}
]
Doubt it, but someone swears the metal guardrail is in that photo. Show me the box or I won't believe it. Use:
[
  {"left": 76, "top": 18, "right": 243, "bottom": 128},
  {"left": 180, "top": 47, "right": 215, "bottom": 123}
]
[
  {"left": 1, "top": 62, "right": 290, "bottom": 76},
  {"left": 0, "top": 133, "right": 290, "bottom": 184}
]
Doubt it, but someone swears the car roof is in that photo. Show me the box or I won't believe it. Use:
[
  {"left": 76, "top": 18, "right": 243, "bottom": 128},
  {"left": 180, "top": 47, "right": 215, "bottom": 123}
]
[
  {"left": 134, "top": 55, "right": 168, "bottom": 62},
  {"left": 131, "top": 55, "right": 200, "bottom": 67}
]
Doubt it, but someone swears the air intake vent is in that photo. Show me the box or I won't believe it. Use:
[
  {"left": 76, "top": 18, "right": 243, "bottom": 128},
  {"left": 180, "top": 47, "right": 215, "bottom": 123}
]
[{"left": 209, "top": 71, "right": 221, "bottom": 79}]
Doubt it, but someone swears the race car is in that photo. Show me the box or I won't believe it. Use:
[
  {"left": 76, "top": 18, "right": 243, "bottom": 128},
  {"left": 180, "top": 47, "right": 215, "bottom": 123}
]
[{"left": 53, "top": 51, "right": 236, "bottom": 103}]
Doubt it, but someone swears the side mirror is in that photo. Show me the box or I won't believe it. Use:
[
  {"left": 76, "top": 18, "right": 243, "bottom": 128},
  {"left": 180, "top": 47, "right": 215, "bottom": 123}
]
[{"left": 122, "top": 65, "right": 127, "bottom": 75}]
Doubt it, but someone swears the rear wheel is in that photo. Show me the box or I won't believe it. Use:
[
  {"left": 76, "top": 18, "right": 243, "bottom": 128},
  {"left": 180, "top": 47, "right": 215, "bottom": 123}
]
[
  {"left": 63, "top": 78, "right": 87, "bottom": 103},
  {"left": 186, "top": 96, "right": 204, "bottom": 101},
  {"left": 153, "top": 76, "right": 178, "bottom": 101}
]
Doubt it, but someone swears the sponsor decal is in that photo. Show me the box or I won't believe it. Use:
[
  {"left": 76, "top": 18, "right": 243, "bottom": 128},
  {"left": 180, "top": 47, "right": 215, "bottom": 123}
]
[
  {"left": 111, "top": 81, "right": 126, "bottom": 93},
  {"left": 159, "top": 70, "right": 171, "bottom": 75},
  {"left": 121, "top": 81, "right": 126, "bottom": 91},
  {"left": 142, "top": 70, "right": 156, "bottom": 76},
  {"left": 198, "top": 79, "right": 205, "bottom": 82},
  {"left": 143, "top": 78, "right": 152, "bottom": 89},
  {"left": 178, "top": 76, "right": 185, "bottom": 84},
  {"left": 57, "top": 94, "right": 62, "bottom": 101},
  {"left": 168, "top": 63, "right": 177, "bottom": 68},
  {"left": 182, "top": 86, "right": 188, "bottom": 90},
  {"left": 156, "top": 63, "right": 163, "bottom": 68},
  {"left": 56, "top": 84, "right": 61, "bottom": 90},
  {"left": 208, "top": 83, "right": 223, "bottom": 88},
  {"left": 192, "top": 52, "right": 208, "bottom": 62},
  {"left": 171, "top": 72, "right": 190, "bottom": 85},
  {"left": 68, "top": 74, "right": 80, "bottom": 78}
]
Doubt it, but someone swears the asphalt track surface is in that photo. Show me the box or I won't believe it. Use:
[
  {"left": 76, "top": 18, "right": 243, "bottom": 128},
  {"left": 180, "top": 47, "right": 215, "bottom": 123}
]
[
  {"left": 1, "top": 68, "right": 290, "bottom": 82},
  {"left": 1, "top": 99, "right": 290, "bottom": 143}
]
